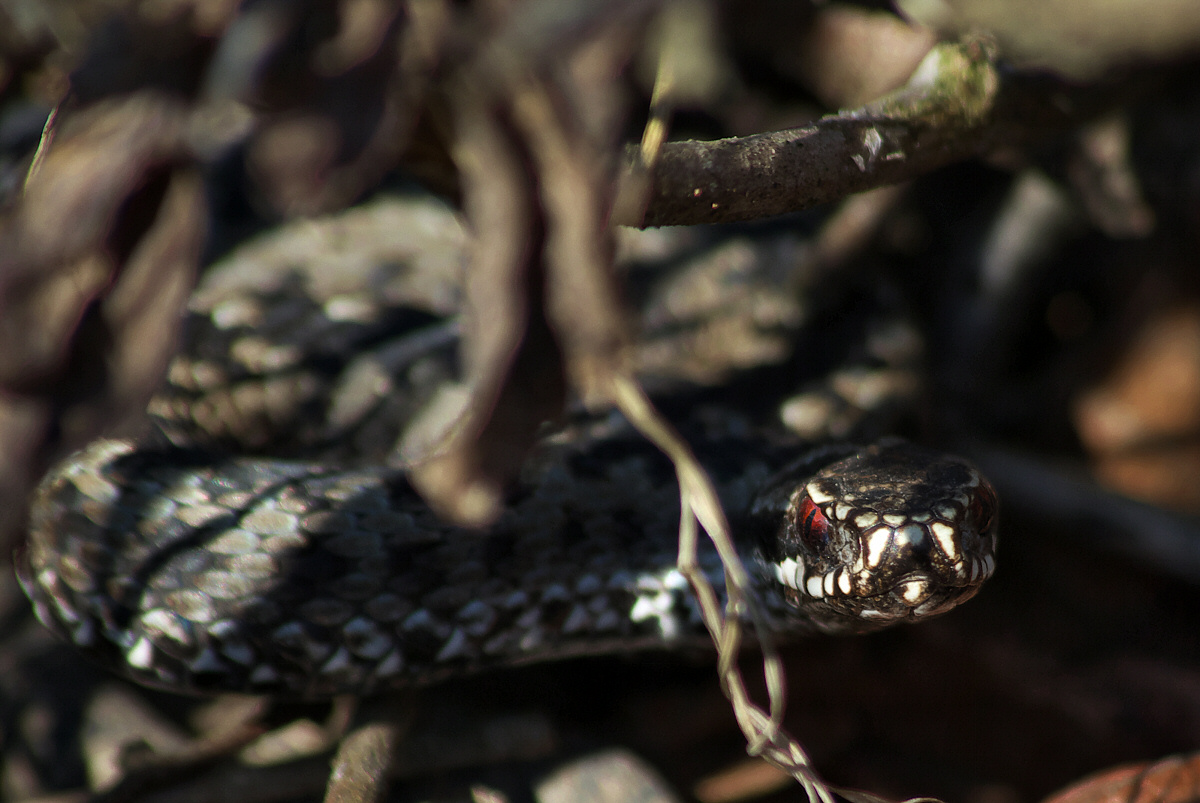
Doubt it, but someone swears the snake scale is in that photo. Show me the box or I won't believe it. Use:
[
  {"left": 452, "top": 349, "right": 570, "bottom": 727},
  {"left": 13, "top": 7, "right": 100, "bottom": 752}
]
[{"left": 19, "top": 201, "right": 999, "bottom": 699}]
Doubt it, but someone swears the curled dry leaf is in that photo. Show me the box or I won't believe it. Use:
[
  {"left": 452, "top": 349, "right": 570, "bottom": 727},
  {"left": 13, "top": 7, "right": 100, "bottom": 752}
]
[
  {"left": 0, "top": 92, "right": 205, "bottom": 545},
  {"left": 0, "top": 95, "right": 189, "bottom": 387},
  {"left": 408, "top": 10, "right": 633, "bottom": 526},
  {"left": 1042, "top": 752, "right": 1200, "bottom": 803},
  {"left": 409, "top": 84, "right": 569, "bottom": 526},
  {"left": 235, "top": 0, "right": 430, "bottom": 217}
]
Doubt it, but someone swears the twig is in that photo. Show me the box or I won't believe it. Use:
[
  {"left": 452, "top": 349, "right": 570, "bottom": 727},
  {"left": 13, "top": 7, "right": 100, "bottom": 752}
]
[
  {"left": 89, "top": 722, "right": 263, "bottom": 803},
  {"left": 617, "top": 36, "right": 1130, "bottom": 227},
  {"left": 610, "top": 373, "right": 836, "bottom": 803},
  {"left": 22, "top": 104, "right": 59, "bottom": 194},
  {"left": 323, "top": 722, "right": 400, "bottom": 803}
]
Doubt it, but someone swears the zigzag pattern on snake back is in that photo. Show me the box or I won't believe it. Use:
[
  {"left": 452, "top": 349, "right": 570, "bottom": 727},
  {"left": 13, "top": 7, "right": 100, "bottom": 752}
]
[{"left": 18, "top": 200, "right": 999, "bottom": 699}]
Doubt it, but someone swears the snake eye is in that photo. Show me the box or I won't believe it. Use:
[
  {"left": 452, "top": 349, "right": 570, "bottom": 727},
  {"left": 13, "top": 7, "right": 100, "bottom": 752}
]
[
  {"left": 795, "top": 496, "right": 831, "bottom": 551},
  {"left": 969, "top": 482, "right": 998, "bottom": 534}
]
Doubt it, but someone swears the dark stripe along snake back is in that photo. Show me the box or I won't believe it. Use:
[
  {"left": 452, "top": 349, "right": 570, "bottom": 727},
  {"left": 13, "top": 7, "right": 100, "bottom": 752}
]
[{"left": 19, "top": 207, "right": 999, "bottom": 699}]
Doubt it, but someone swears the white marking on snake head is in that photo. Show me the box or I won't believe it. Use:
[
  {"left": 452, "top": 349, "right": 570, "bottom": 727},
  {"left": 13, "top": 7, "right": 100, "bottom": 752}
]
[
  {"left": 895, "top": 524, "right": 926, "bottom": 548},
  {"left": 806, "top": 483, "right": 835, "bottom": 505},
  {"left": 835, "top": 503, "right": 852, "bottom": 521},
  {"left": 805, "top": 575, "right": 824, "bottom": 597},
  {"left": 882, "top": 513, "right": 906, "bottom": 527},
  {"left": 823, "top": 570, "right": 837, "bottom": 597},
  {"left": 930, "top": 521, "right": 958, "bottom": 559},
  {"left": 854, "top": 512, "right": 879, "bottom": 529},
  {"left": 865, "top": 527, "right": 892, "bottom": 568},
  {"left": 913, "top": 597, "right": 951, "bottom": 617},
  {"left": 901, "top": 579, "right": 929, "bottom": 604},
  {"left": 837, "top": 570, "right": 852, "bottom": 595},
  {"left": 774, "top": 557, "right": 804, "bottom": 590}
]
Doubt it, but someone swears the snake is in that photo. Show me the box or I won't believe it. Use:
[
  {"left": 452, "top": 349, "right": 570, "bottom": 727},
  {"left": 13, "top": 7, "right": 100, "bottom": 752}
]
[{"left": 17, "top": 203, "right": 999, "bottom": 700}]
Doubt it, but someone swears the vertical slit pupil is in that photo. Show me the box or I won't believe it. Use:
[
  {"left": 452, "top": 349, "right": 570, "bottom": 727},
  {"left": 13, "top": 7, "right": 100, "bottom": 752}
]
[{"left": 797, "top": 497, "right": 831, "bottom": 550}]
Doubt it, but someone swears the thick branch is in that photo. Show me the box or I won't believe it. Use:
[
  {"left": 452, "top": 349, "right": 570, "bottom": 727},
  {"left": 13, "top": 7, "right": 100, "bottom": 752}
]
[
  {"left": 621, "top": 38, "right": 1131, "bottom": 228},
  {"left": 627, "top": 117, "right": 981, "bottom": 227}
]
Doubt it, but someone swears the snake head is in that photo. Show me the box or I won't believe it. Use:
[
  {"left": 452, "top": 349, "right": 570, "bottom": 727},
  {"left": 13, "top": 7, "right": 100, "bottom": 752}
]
[{"left": 752, "top": 440, "right": 998, "bottom": 634}]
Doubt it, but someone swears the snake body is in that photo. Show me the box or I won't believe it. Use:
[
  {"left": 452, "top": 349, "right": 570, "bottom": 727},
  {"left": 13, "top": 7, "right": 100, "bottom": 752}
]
[
  {"left": 18, "top": 203, "right": 999, "bottom": 698},
  {"left": 22, "top": 429, "right": 996, "bottom": 698}
]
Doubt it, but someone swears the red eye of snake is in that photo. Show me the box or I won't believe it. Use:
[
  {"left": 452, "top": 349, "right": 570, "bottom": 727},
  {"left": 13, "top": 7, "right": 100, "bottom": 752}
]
[
  {"left": 796, "top": 496, "right": 831, "bottom": 550},
  {"left": 969, "top": 482, "right": 998, "bottom": 534}
]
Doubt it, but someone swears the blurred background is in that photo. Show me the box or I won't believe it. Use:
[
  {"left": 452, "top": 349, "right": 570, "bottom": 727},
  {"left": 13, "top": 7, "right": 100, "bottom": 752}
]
[{"left": 2, "top": 1, "right": 1200, "bottom": 802}]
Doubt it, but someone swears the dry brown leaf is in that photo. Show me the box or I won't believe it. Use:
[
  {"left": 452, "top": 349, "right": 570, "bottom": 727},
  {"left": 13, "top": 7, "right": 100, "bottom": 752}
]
[
  {"left": 1042, "top": 753, "right": 1200, "bottom": 803},
  {"left": 0, "top": 92, "right": 204, "bottom": 545},
  {"left": 408, "top": 8, "right": 635, "bottom": 525}
]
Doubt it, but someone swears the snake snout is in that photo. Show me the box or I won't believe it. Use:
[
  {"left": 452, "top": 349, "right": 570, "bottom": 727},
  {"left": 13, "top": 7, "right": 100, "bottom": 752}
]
[{"left": 762, "top": 441, "right": 999, "bottom": 633}]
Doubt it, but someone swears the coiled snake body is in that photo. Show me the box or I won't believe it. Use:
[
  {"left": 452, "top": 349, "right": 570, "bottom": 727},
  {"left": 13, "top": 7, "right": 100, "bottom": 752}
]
[{"left": 19, "top": 209, "right": 999, "bottom": 699}]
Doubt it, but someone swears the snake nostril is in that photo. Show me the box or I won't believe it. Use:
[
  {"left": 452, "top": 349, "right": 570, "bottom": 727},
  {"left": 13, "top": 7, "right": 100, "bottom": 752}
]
[{"left": 969, "top": 482, "right": 999, "bottom": 535}]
